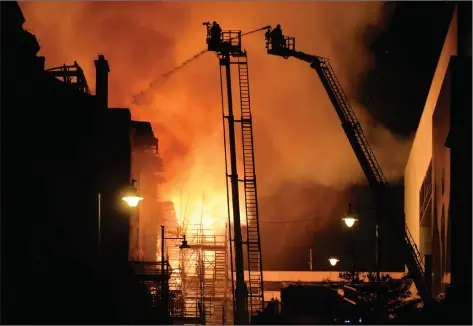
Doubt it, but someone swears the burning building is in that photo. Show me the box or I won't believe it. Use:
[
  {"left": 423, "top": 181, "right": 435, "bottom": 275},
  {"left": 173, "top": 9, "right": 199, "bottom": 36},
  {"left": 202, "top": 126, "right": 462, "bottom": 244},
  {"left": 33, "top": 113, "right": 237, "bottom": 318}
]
[
  {"left": 1, "top": 2, "right": 168, "bottom": 323},
  {"left": 404, "top": 3, "right": 471, "bottom": 322},
  {"left": 129, "top": 121, "right": 164, "bottom": 261}
]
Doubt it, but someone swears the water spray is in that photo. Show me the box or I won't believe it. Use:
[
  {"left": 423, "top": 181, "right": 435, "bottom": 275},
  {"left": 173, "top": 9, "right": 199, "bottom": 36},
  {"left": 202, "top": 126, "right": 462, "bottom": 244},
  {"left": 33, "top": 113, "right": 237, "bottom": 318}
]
[{"left": 131, "top": 25, "right": 271, "bottom": 105}]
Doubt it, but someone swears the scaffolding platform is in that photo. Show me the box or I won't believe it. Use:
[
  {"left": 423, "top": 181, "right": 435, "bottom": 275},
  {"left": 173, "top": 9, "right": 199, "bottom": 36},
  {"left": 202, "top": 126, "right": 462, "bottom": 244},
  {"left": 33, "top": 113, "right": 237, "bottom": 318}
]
[{"left": 166, "top": 224, "right": 232, "bottom": 325}]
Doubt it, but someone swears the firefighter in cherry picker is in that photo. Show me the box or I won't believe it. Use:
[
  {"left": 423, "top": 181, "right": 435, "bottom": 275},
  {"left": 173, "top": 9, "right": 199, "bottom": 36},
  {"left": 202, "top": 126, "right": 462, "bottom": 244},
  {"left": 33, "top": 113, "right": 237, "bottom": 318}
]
[
  {"left": 209, "top": 21, "right": 222, "bottom": 50},
  {"left": 266, "top": 24, "right": 285, "bottom": 50}
]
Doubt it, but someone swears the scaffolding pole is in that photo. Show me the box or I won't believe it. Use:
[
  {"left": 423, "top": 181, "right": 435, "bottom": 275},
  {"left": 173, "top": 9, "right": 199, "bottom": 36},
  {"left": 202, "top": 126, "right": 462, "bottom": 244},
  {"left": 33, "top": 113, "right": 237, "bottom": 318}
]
[{"left": 168, "top": 223, "right": 232, "bottom": 325}]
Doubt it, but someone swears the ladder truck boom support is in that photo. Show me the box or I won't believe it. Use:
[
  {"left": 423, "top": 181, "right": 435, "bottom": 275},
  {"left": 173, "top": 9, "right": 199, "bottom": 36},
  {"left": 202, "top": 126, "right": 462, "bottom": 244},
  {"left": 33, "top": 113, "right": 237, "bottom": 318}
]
[
  {"left": 264, "top": 27, "right": 432, "bottom": 304},
  {"left": 204, "top": 22, "right": 265, "bottom": 324}
]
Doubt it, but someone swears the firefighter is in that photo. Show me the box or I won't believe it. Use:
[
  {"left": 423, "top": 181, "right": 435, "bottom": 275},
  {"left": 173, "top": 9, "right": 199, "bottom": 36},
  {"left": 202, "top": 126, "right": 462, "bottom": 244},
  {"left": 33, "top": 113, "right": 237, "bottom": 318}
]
[
  {"left": 209, "top": 21, "right": 222, "bottom": 49},
  {"left": 270, "top": 24, "right": 285, "bottom": 49}
]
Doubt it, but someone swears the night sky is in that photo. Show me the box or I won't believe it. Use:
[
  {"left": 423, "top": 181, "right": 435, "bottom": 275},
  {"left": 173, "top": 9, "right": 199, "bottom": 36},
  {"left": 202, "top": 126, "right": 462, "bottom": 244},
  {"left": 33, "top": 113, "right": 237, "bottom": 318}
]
[
  {"left": 264, "top": 2, "right": 457, "bottom": 271},
  {"left": 360, "top": 2, "right": 456, "bottom": 137}
]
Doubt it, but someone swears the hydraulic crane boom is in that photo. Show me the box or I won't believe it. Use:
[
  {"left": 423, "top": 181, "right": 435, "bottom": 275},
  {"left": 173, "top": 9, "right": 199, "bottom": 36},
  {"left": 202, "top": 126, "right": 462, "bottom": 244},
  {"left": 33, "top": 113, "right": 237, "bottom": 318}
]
[{"left": 264, "top": 28, "right": 433, "bottom": 305}]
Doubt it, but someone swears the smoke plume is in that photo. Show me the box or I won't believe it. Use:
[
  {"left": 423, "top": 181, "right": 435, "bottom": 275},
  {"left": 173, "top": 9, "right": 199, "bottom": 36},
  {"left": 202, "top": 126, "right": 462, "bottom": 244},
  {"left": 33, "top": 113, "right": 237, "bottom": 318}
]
[{"left": 21, "top": 2, "right": 410, "bottom": 267}]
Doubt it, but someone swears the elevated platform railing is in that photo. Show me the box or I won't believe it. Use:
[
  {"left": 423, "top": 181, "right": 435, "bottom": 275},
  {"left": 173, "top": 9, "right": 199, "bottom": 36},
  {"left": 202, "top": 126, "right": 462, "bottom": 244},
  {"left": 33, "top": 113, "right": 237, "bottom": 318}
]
[
  {"left": 266, "top": 35, "right": 296, "bottom": 55},
  {"left": 204, "top": 23, "right": 243, "bottom": 55}
]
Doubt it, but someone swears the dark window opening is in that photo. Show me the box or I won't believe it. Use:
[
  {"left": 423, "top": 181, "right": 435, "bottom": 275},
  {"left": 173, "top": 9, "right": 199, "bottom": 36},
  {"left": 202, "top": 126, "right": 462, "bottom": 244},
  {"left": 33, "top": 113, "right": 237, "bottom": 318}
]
[{"left": 419, "top": 160, "right": 433, "bottom": 227}]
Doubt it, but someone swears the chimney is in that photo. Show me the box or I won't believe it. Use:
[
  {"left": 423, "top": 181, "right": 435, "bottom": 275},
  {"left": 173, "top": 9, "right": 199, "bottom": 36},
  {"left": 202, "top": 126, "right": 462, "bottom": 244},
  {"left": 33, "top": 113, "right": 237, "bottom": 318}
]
[{"left": 94, "top": 54, "right": 110, "bottom": 110}]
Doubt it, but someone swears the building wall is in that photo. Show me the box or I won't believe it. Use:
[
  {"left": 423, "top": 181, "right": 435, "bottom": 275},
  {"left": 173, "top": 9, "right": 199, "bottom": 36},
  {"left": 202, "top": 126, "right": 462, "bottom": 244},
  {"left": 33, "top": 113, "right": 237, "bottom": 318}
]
[
  {"left": 432, "top": 65, "right": 452, "bottom": 293},
  {"left": 404, "top": 9, "right": 457, "bottom": 256},
  {"left": 129, "top": 122, "right": 163, "bottom": 261},
  {"left": 99, "top": 108, "right": 133, "bottom": 266},
  {"left": 140, "top": 173, "right": 162, "bottom": 261},
  {"left": 1, "top": 5, "right": 136, "bottom": 320}
]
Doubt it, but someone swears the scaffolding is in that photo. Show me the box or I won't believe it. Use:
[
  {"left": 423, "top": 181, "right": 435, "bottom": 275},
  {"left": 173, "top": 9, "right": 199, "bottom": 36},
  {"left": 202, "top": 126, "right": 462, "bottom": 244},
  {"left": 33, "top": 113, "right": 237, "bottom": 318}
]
[
  {"left": 46, "top": 62, "right": 90, "bottom": 94},
  {"left": 166, "top": 223, "right": 232, "bottom": 325}
]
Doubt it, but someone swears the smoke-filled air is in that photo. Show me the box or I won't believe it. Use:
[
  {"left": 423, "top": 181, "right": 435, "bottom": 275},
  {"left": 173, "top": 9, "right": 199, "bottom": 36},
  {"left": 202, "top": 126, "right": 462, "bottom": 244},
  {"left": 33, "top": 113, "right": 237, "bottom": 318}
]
[{"left": 21, "top": 2, "right": 411, "bottom": 267}]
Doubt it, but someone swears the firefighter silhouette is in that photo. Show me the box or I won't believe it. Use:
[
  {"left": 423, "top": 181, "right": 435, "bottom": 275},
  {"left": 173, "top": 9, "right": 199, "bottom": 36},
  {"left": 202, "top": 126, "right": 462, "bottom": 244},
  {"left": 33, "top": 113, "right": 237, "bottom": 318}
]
[
  {"left": 270, "top": 24, "right": 285, "bottom": 49},
  {"left": 209, "top": 21, "right": 222, "bottom": 49}
]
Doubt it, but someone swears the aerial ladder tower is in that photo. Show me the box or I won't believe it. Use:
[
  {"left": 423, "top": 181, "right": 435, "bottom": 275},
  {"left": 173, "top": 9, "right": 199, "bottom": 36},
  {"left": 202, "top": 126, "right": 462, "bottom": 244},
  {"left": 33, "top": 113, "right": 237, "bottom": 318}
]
[
  {"left": 203, "top": 22, "right": 265, "bottom": 324},
  {"left": 263, "top": 27, "right": 433, "bottom": 306}
]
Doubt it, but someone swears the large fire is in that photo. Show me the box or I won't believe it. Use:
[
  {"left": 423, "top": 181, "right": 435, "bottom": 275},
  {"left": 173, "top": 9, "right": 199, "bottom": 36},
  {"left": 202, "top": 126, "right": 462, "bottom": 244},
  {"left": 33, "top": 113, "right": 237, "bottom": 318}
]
[{"left": 20, "top": 2, "right": 411, "bottom": 259}]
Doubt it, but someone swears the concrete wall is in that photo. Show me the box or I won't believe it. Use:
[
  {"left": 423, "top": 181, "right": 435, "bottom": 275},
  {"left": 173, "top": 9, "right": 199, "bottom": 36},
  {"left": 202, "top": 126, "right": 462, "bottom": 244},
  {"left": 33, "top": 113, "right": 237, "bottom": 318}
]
[
  {"left": 404, "top": 9, "right": 457, "bottom": 254},
  {"left": 432, "top": 64, "right": 452, "bottom": 293}
]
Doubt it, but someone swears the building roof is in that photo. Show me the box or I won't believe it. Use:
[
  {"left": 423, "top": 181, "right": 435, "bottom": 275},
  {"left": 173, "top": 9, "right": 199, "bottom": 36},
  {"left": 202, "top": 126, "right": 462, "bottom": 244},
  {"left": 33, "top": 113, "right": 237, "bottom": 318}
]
[{"left": 131, "top": 121, "right": 158, "bottom": 147}]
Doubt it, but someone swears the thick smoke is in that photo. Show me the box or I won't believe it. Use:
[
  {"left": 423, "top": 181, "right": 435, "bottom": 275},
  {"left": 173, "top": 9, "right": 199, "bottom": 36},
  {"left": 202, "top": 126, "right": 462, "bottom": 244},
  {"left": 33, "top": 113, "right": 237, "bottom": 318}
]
[{"left": 21, "top": 2, "right": 410, "bottom": 267}]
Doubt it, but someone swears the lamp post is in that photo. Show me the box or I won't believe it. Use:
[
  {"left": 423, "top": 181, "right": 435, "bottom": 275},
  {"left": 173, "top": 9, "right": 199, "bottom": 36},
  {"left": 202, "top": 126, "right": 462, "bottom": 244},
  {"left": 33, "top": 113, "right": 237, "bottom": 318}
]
[
  {"left": 97, "top": 180, "right": 143, "bottom": 257},
  {"left": 342, "top": 205, "right": 359, "bottom": 284},
  {"left": 328, "top": 257, "right": 339, "bottom": 280},
  {"left": 343, "top": 204, "right": 381, "bottom": 311},
  {"left": 329, "top": 256, "right": 356, "bottom": 283},
  {"left": 160, "top": 225, "right": 191, "bottom": 316},
  {"left": 329, "top": 257, "right": 340, "bottom": 267},
  {"left": 122, "top": 179, "right": 144, "bottom": 260}
]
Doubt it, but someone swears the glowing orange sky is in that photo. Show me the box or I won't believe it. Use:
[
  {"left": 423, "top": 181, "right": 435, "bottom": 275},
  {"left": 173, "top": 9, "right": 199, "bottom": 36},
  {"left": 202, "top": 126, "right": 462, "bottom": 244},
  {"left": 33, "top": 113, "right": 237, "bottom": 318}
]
[{"left": 20, "top": 2, "right": 411, "bottom": 245}]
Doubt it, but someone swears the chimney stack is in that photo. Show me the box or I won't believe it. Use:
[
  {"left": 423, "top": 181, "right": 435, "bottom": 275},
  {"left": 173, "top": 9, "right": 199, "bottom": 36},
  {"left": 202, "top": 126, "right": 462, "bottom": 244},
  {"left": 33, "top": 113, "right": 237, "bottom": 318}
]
[{"left": 94, "top": 54, "right": 110, "bottom": 110}]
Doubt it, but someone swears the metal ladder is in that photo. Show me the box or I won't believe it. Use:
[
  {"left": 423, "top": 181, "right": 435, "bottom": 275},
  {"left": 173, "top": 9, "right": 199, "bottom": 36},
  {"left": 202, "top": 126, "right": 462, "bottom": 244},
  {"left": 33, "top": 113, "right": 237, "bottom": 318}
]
[
  {"left": 214, "top": 248, "right": 228, "bottom": 297},
  {"left": 236, "top": 54, "right": 265, "bottom": 317},
  {"left": 312, "top": 57, "right": 431, "bottom": 302}
]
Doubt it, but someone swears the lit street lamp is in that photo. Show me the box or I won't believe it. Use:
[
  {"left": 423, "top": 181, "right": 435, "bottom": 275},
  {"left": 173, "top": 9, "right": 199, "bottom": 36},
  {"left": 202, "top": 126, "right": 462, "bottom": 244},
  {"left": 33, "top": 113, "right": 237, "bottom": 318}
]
[
  {"left": 98, "top": 179, "right": 143, "bottom": 257},
  {"left": 122, "top": 179, "right": 144, "bottom": 207},
  {"left": 343, "top": 217, "right": 358, "bottom": 228},
  {"left": 329, "top": 257, "right": 340, "bottom": 267},
  {"left": 342, "top": 204, "right": 358, "bottom": 284},
  {"left": 342, "top": 204, "right": 359, "bottom": 228},
  {"left": 343, "top": 204, "right": 381, "bottom": 309}
]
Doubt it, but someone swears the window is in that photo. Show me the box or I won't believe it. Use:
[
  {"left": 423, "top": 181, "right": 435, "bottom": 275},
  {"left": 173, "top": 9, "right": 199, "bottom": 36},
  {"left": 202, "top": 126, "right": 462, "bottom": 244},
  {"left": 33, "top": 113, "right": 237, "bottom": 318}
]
[{"left": 419, "top": 161, "right": 433, "bottom": 226}]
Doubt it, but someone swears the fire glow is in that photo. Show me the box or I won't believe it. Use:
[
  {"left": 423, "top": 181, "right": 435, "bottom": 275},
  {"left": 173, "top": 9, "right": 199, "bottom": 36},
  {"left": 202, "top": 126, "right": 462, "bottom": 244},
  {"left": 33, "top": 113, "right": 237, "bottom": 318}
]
[{"left": 20, "top": 2, "right": 412, "bottom": 262}]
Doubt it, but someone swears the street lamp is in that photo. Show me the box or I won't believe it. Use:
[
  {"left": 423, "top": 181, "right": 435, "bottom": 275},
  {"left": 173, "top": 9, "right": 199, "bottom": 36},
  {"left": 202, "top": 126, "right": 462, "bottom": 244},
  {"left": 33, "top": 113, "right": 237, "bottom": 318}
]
[
  {"left": 97, "top": 180, "right": 144, "bottom": 258},
  {"left": 342, "top": 204, "right": 359, "bottom": 284},
  {"left": 122, "top": 179, "right": 143, "bottom": 207},
  {"left": 342, "top": 204, "right": 358, "bottom": 228},
  {"left": 343, "top": 204, "right": 381, "bottom": 310},
  {"left": 178, "top": 235, "right": 191, "bottom": 249},
  {"left": 329, "top": 257, "right": 340, "bottom": 267}
]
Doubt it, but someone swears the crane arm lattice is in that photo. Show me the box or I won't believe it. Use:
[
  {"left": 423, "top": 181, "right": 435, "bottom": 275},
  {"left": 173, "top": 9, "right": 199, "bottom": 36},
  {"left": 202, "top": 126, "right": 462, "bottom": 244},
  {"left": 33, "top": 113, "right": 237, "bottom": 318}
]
[{"left": 265, "top": 30, "right": 432, "bottom": 304}]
